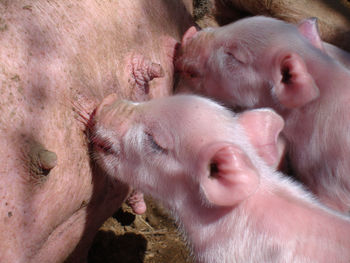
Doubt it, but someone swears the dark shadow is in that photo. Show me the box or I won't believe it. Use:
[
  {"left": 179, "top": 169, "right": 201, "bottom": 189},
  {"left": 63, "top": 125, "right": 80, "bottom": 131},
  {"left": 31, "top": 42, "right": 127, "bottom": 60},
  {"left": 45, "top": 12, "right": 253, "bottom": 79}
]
[
  {"left": 113, "top": 208, "right": 136, "bottom": 226},
  {"left": 318, "top": 0, "right": 350, "bottom": 50},
  {"left": 319, "top": 0, "right": 350, "bottom": 23},
  {"left": 193, "top": 0, "right": 211, "bottom": 21},
  {"left": 88, "top": 231, "right": 147, "bottom": 263},
  {"left": 213, "top": 0, "right": 250, "bottom": 26}
]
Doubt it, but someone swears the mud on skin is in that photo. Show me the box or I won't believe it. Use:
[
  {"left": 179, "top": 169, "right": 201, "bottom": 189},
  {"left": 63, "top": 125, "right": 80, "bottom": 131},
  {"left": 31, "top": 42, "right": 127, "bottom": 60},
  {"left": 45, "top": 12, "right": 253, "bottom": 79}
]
[{"left": 0, "top": 0, "right": 193, "bottom": 262}]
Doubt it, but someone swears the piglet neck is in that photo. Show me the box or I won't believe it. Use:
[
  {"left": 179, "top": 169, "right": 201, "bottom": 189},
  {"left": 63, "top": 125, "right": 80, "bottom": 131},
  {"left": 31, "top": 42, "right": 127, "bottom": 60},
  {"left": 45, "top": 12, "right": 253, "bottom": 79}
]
[{"left": 166, "top": 189, "right": 241, "bottom": 259}]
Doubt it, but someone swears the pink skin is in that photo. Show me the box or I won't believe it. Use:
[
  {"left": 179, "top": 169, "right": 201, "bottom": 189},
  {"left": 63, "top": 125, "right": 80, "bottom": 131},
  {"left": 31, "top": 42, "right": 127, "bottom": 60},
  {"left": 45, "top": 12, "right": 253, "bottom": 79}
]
[
  {"left": 324, "top": 41, "right": 350, "bottom": 69},
  {"left": 0, "top": 0, "right": 193, "bottom": 262},
  {"left": 91, "top": 94, "right": 350, "bottom": 263},
  {"left": 175, "top": 16, "right": 350, "bottom": 213},
  {"left": 126, "top": 190, "right": 146, "bottom": 215},
  {"left": 297, "top": 17, "right": 350, "bottom": 70}
]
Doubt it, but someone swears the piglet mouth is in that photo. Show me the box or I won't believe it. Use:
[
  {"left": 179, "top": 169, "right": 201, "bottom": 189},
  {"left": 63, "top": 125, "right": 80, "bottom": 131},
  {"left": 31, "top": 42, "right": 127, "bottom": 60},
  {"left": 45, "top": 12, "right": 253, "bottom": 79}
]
[{"left": 174, "top": 58, "right": 183, "bottom": 73}]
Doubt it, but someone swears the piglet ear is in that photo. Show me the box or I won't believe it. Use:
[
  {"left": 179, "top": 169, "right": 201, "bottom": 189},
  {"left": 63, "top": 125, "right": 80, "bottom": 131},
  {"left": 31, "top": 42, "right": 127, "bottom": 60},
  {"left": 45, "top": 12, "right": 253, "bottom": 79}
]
[
  {"left": 274, "top": 52, "right": 319, "bottom": 108},
  {"left": 201, "top": 144, "right": 259, "bottom": 207},
  {"left": 181, "top": 26, "right": 198, "bottom": 46},
  {"left": 238, "top": 109, "right": 285, "bottom": 169},
  {"left": 297, "top": 18, "right": 325, "bottom": 51}
]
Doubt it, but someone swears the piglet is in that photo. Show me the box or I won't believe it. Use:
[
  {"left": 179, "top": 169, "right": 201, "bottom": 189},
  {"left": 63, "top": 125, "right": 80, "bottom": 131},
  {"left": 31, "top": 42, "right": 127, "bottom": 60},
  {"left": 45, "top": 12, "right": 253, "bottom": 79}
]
[
  {"left": 175, "top": 16, "right": 350, "bottom": 213},
  {"left": 89, "top": 94, "right": 350, "bottom": 263}
]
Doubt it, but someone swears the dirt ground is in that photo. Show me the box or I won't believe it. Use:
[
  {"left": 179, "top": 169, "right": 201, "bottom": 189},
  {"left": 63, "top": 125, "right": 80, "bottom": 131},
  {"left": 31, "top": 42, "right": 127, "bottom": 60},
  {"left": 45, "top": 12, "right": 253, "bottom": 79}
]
[{"left": 88, "top": 198, "right": 193, "bottom": 263}]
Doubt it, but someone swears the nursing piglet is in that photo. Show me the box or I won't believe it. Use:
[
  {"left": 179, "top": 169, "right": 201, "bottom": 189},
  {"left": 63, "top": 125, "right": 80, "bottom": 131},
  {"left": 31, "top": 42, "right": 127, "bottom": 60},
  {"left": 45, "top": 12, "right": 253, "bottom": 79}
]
[
  {"left": 89, "top": 94, "right": 350, "bottom": 263},
  {"left": 175, "top": 16, "right": 350, "bottom": 213}
]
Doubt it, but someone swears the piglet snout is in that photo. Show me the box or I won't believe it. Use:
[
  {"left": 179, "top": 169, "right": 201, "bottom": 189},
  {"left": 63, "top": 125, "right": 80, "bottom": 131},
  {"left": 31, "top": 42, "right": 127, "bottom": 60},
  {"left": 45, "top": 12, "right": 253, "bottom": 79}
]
[{"left": 90, "top": 95, "right": 138, "bottom": 157}]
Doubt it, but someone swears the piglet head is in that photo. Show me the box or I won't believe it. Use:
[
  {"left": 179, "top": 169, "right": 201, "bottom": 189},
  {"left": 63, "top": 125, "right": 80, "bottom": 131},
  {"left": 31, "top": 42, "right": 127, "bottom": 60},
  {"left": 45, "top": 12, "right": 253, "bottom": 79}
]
[
  {"left": 90, "top": 94, "right": 187, "bottom": 197},
  {"left": 175, "top": 26, "right": 215, "bottom": 94},
  {"left": 89, "top": 94, "right": 140, "bottom": 176},
  {"left": 176, "top": 16, "right": 322, "bottom": 111}
]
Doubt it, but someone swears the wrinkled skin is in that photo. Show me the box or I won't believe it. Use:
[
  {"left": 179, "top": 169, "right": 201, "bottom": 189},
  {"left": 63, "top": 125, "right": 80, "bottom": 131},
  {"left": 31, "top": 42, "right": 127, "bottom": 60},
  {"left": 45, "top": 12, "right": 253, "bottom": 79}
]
[
  {"left": 0, "top": 1, "right": 193, "bottom": 262},
  {"left": 91, "top": 94, "right": 350, "bottom": 263},
  {"left": 175, "top": 16, "right": 350, "bottom": 213}
]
